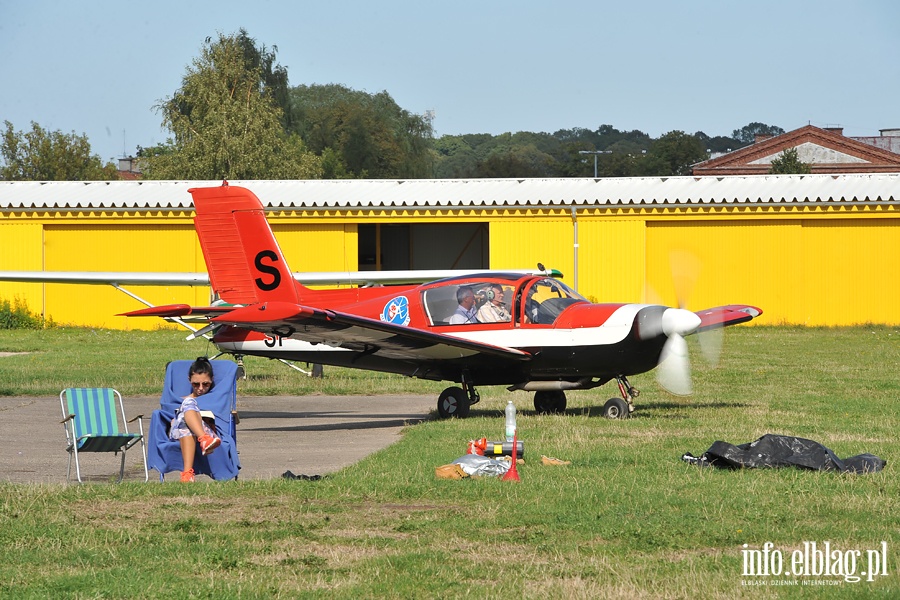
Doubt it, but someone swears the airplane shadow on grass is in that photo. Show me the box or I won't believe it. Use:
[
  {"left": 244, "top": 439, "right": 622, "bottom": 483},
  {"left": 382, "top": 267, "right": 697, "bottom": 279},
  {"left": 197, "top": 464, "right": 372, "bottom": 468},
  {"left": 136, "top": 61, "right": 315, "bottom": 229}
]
[
  {"left": 237, "top": 410, "right": 431, "bottom": 433},
  {"left": 466, "top": 400, "right": 750, "bottom": 420}
]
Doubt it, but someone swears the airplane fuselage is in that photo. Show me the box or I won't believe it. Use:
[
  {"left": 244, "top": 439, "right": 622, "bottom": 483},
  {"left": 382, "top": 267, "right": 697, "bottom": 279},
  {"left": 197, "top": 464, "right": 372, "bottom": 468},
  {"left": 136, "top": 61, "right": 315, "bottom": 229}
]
[{"left": 212, "top": 296, "right": 669, "bottom": 388}]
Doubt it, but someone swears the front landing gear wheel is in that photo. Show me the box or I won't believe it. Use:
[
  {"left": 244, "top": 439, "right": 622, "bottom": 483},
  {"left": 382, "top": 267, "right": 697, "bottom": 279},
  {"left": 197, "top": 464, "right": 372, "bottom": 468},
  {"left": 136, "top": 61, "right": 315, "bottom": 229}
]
[
  {"left": 602, "top": 397, "right": 630, "bottom": 419},
  {"left": 438, "top": 386, "right": 470, "bottom": 419},
  {"left": 534, "top": 390, "right": 567, "bottom": 414}
]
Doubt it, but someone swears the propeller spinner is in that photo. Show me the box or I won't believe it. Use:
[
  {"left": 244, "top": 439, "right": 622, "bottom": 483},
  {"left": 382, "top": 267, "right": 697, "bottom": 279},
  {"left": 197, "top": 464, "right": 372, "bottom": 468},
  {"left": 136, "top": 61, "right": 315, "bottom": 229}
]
[{"left": 656, "top": 307, "right": 701, "bottom": 395}]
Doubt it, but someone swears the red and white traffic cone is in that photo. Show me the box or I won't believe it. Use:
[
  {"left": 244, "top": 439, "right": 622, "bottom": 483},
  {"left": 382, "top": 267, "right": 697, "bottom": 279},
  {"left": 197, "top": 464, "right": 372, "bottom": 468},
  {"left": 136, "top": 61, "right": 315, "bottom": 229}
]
[{"left": 501, "top": 432, "right": 521, "bottom": 482}]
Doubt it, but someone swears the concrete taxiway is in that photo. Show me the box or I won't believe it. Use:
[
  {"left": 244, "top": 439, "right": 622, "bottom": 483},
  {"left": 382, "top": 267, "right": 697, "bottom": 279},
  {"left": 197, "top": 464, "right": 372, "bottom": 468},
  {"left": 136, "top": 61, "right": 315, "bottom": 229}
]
[{"left": 0, "top": 394, "right": 434, "bottom": 484}]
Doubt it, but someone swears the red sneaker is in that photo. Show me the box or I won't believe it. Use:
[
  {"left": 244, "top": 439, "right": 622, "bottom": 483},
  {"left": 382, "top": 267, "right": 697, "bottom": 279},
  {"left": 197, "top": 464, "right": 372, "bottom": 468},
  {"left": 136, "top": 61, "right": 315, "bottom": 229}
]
[
  {"left": 180, "top": 468, "right": 195, "bottom": 482},
  {"left": 199, "top": 434, "right": 221, "bottom": 456}
]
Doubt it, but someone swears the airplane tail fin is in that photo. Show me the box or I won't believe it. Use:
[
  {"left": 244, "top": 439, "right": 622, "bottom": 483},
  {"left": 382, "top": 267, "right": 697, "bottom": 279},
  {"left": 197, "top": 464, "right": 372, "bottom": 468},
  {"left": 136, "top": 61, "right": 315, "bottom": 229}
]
[{"left": 189, "top": 184, "right": 303, "bottom": 305}]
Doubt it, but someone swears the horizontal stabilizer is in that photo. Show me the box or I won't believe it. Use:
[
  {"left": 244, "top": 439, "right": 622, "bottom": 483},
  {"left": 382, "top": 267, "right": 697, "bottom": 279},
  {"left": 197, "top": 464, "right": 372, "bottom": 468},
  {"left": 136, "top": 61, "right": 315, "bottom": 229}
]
[
  {"left": 119, "top": 304, "right": 235, "bottom": 319},
  {"left": 694, "top": 304, "right": 763, "bottom": 332},
  {"left": 210, "top": 302, "right": 325, "bottom": 324}
]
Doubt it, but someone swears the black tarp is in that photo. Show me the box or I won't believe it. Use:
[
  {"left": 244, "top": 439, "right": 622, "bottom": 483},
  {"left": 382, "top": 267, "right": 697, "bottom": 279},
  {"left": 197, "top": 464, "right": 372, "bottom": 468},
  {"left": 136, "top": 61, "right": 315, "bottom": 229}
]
[{"left": 682, "top": 434, "right": 885, "bottom": 474}]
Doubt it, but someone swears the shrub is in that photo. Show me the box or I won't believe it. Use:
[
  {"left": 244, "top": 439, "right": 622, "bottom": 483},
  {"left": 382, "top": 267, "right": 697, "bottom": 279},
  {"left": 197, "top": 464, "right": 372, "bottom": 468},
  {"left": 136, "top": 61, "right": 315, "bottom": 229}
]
[{"left": 0, "top": 297, "right": 50, "bottom": 329}]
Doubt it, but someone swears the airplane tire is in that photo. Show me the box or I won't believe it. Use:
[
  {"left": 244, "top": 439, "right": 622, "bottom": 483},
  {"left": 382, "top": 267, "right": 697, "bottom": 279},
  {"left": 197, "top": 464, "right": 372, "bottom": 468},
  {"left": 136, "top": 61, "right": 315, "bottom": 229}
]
[
  {"left": 534, "top": 390, "right": 567, "bottom": 414},
  {"left": 438, "top": 386, "right": 470, "bottom": 419},
  {"left": 602, "top": 397, "right": 630, "bottom": 419}
]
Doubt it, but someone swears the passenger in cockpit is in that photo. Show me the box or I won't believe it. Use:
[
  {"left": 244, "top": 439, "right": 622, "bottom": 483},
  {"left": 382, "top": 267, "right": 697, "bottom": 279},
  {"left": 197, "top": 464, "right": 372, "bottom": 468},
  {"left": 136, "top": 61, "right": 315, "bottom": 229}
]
[
  {"left": 448, "top": 286, "right": 479, "bottom": 324},
  {"left": 477, "top": 284, "right": 511, "bottom": 323}
]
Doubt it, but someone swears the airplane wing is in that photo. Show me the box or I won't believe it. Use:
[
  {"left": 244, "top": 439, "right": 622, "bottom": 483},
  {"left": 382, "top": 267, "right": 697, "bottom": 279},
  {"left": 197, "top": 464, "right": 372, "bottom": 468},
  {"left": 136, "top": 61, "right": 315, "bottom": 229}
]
[
  {"left": 0, "top": 271, "right": 211, "bottom": 286},
  {"left": 694, "top": 305, "right": 763, "bottom": 332},
  {"left": 0, "top": 268, "right": 560, "bottom": 287},
  {"left": 123, "top": 301, "right": 531, "bottom": 363}
]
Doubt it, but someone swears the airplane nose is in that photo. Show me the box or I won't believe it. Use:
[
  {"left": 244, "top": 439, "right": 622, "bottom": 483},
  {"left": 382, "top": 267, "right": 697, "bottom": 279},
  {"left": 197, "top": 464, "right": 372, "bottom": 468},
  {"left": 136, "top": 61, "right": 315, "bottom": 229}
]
[{"left": 661, "top": 308, "right": 701, "bottom": 337}]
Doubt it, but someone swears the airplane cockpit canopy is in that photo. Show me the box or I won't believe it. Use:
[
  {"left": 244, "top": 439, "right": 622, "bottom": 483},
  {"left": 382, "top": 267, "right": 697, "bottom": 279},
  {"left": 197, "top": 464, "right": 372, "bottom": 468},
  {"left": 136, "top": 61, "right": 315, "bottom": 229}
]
[
  {"left": 423, "top": 279, "right": 514, "bottom": 326},
  {"left": 422, "top": 276, "right": 586, "bottom": 326},
  {"left": 521, "top": 278, "right": 587, "bottom": 324}
]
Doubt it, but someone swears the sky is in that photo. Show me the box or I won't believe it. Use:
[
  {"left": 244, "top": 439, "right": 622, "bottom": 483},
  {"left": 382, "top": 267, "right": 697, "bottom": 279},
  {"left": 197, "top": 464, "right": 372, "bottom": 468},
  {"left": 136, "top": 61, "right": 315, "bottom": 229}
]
[{"left": 1, "top": 0, "right": 898, "bottom": 164}]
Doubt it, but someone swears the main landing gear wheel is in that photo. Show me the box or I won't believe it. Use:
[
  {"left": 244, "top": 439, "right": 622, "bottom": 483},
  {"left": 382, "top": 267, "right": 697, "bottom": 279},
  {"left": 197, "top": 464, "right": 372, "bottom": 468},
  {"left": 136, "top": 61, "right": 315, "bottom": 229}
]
[
  {"left": 437, "top": 386, "right": 470, "bottom": 419},
  {"left": 533, "top": 390, "right": 567, "bottom": 414},
  {"left": 602, "top": 397, "right": 630, "bottom": 419}
]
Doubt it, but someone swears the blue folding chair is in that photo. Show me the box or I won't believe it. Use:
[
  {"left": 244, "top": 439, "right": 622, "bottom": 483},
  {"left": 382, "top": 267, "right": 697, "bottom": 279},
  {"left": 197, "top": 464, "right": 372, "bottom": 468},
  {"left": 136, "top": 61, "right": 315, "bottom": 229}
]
[
  {"left": 59, "top": 387, "right": 149, "bottom": 483},
  {"left": 147, "top": 359, "right": 240, "bottom": 481}
]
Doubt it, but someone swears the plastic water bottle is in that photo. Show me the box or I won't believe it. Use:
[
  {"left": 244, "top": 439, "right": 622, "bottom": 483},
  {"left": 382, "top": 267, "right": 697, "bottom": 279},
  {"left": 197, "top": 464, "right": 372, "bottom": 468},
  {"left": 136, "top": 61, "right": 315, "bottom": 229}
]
[{"left": 504, "top": 400, "right": 517, "bottom": 441}]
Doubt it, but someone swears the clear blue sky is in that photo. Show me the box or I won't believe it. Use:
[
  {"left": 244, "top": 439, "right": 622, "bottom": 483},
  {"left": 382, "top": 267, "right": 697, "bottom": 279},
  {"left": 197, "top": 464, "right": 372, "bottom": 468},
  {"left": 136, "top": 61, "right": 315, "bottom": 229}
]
[{"left": 1, "top": 0, "right": 898, "bottom": 163}]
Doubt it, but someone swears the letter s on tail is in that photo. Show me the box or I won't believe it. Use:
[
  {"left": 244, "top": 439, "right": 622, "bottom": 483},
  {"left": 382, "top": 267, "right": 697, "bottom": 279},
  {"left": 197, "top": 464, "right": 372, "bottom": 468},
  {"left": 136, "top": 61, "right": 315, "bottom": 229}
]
[{"left": 189, "top": 185, "right": 302, "bottom": 305}]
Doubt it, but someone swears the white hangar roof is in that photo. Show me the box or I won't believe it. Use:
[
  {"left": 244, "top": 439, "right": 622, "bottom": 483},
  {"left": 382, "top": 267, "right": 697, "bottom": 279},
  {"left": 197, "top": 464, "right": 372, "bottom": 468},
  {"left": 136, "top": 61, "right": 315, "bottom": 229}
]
[{"left": 0, "top": 174, "right": 898, "bottom": 211}]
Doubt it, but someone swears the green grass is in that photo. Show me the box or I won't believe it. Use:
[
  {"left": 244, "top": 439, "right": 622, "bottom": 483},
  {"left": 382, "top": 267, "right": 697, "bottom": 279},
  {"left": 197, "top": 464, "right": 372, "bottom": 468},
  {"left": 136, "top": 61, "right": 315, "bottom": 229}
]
[
  {"left": 1, "top": 326, "right": 898, "bottom": 598},
  {"left": 0, "top": 327, "right": 447, "bottom": 397}
]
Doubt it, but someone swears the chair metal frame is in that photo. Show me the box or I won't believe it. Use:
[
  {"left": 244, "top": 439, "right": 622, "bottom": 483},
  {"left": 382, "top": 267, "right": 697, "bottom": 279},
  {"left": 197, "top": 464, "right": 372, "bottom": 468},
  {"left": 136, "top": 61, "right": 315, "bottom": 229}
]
[{"left": 59, "top": 387, "right": 149, "bottom": 483}]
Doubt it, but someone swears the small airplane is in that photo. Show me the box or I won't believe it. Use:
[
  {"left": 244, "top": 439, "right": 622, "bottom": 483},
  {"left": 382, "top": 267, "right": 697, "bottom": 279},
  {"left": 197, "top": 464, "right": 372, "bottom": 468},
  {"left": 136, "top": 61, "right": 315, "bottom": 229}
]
[{"left": 116, "top": 182, "right": 761, "bottom": 419}]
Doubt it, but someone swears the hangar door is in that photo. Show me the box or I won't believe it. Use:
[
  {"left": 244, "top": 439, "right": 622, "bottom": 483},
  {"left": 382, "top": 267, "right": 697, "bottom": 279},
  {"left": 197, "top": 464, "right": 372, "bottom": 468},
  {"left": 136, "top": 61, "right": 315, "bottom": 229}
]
[
  {"left": 358, "top": 223, "right": 489, "bottom": 271},
  {"left": 645, "top": 218, "right": 900, "bottom": 326}
]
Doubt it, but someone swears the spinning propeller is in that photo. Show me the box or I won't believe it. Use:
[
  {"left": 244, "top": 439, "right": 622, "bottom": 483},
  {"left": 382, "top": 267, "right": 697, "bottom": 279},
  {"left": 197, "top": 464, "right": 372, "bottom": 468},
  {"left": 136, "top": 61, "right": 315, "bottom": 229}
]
[
  {"left": 651, "top": 250, "right": 724, "bottom": 396},
  {"left": 656, "top": 307, "right": 701, "bottom": 395}
]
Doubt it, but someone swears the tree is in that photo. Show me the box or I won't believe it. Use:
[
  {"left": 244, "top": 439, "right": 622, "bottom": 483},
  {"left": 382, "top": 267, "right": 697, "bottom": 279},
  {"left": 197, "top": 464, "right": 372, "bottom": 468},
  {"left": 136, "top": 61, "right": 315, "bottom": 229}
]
[
  {"left": 640, "top": 131, "right": 707, "bottom": 176},
  {"left": 232, "top": 29, "right": 292, "bottom": 129},
  {"left": 475, "top": 145, "right": 556, "bottom": 178},
  {"left": 143, "top": 31, "right": 322, "bottom": 180},
  {"left": 0, "top": 121, "right": 118, "bottom": 181},
  {"left": 546, "top": 124, "right": 652, "bottom": 177},
  {"left": 732, "top": 122, "right": 785, "bottom": 146},
  {"left": 694, "top": 131, "right": 740, "bottom": 154},
  {"left": 768, "top": 147, "right": 811, "bottom": 174},
  {"left": 432, "top": 135, "right": 480, "bottom": 178},
  {"left": 288, "top": 84, "right": 433, "bottom": 179}
]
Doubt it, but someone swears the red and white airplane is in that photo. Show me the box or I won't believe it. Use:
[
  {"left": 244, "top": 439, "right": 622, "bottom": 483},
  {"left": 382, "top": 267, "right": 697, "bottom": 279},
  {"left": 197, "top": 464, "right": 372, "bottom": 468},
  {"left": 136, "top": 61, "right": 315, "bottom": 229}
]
[{"left": 119, "top": 183, "right": 762, "bottom": 419}]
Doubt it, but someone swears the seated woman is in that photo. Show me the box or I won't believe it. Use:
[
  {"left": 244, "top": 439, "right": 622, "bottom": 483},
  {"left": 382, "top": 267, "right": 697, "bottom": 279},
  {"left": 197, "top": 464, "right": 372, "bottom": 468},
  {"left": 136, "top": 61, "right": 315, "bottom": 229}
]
[{"left": 168, "top": 357, "right": 222, "bottom": 482}]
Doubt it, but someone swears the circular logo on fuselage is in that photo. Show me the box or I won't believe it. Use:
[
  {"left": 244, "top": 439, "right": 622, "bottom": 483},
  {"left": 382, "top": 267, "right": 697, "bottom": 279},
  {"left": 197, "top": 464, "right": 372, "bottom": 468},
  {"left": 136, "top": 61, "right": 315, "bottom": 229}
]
[{"left": 381, "top": 296, "right": 410, "bottom": 326}]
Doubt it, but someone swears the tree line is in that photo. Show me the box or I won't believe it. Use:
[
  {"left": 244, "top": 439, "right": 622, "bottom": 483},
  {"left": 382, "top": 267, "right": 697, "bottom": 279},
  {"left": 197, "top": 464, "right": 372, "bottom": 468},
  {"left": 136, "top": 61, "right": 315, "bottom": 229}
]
[{"left": 1, "top": 29, "right": 788, "bottom": 182}]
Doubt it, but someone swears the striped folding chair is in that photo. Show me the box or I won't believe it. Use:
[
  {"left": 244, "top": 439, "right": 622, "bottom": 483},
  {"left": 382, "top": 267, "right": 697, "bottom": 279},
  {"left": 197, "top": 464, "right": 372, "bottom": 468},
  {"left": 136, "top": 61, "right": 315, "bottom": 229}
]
[{"left": 59, "top": 388, "right": 149, "bottom": 483}]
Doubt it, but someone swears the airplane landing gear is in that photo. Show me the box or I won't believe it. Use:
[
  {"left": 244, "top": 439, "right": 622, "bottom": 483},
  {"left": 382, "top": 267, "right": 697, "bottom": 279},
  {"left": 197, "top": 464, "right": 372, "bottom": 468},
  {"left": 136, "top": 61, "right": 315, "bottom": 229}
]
[
  {"left": 438, "top": 387, "right": 468, "bottom": 419},
  {"left": 437, "top": 376, "right": 480, "bottom": 419},
  {"left": 534, "top": 390, "right": 567, "bottom": 414},
  {"left": 603, "top": 376, "right": 637, "bottom": 419}
]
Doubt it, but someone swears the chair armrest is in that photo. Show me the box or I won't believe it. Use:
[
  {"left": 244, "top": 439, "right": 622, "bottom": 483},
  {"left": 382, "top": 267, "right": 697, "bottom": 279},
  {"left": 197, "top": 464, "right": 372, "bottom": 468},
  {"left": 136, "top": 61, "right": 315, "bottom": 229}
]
[
  {"left": 61, "top": 413, "right": 75, "bottom": 424},
  {"left": 231, "top": 410, "right": 240, "bottom": 425},
  {"left": 127, "top": 414, "right": 143, "bottom": 423}
]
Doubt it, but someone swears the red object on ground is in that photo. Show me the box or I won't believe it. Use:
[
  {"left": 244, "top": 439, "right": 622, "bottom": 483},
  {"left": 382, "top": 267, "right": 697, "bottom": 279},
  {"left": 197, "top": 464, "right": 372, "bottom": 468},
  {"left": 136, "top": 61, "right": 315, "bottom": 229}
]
[
  {"left": 501, "top": 433, "right": 521, "bottom": 482},
  {"left": 467, "top": 437, "right": 487, "bottom": 455}
]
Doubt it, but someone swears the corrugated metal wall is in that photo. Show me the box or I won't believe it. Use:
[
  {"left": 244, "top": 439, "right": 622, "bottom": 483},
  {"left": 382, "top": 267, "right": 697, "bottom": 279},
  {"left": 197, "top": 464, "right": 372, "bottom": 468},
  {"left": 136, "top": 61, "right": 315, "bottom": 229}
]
[
  {"left": 273, "top": 223, "right": 356, "bottom": 274},
  {"left": 2, "top": 207, "right": 900, "bottom": 328},
  {"left": 489, "top": 211, "right": 900, "bottom": 325},
  {"left": 799, "top": 219, "right": 900, "bottom": 325},
  {"left": 646, "top": 220, "right": 799, "bottom": 322},
  {"left": 490, "top": 217, "right": 575, "bottom": 282},
  {"left": 0, "top": 223, "right": 44, "bottom": 313},
  {"left": 42, "top": 224, "right": 207, "bottom": 328},
  {"left": 577, "top": 218, "right": 646, "bottom": 303},
  {"left": 644, "top": 218, "right": 900, "bottom": 325}
]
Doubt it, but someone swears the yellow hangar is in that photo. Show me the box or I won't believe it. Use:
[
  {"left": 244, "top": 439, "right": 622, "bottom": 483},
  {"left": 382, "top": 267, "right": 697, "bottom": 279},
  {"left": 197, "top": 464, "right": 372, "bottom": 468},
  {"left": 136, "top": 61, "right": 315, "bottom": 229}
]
[{"left": 1, "top": 174, "right": 898, "bottom": 328}]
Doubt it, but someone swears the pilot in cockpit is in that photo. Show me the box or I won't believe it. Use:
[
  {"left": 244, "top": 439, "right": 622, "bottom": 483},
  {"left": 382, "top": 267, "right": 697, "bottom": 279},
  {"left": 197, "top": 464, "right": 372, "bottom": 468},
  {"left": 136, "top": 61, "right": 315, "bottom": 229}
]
[{"left": 476, "top": 284, "right": 511, "bottom": 323}]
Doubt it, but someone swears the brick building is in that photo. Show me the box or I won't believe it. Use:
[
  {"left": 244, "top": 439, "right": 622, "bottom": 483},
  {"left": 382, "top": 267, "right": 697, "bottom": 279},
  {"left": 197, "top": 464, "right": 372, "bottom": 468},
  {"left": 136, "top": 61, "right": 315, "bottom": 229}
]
[{"left": 692, "top": 125, "right": 900, "bottom": 175}]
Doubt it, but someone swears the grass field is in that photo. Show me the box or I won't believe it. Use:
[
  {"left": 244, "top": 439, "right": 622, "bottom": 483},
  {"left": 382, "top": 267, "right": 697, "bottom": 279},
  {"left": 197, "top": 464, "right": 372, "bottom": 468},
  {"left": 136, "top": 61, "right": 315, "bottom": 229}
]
[{"left": 0, "top": 326, "right": 898, "bottom": 598}]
